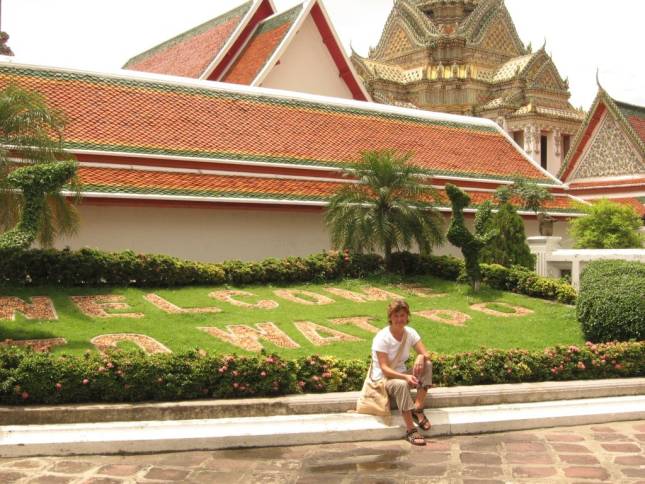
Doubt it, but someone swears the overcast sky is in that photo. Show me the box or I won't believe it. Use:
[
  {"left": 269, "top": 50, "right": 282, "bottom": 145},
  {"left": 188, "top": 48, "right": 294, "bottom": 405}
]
[{"left": 2, "top": 0, "right": 643, "bottom": 109}]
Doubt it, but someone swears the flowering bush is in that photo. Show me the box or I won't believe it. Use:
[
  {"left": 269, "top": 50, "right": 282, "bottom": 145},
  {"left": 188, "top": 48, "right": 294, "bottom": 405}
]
[{"left": 0, "top": 341, "right": 642, "bottom": 405}]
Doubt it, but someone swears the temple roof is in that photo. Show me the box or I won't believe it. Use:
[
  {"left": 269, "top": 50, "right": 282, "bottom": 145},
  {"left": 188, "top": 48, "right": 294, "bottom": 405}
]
[
  {"left": 222, "top": 5, "right": 303, "bottom": 85},
  {"left": 615, "top": 100, "right": 645, "bottom": 144},
  {"left": 73, "top": 164, "right": 578, "bottom": 215},
  {"left": 0, "top": 60, "right": 560, "bottom": 186},
  {"left": 123, "top": 2, "right": 258, "bottom": 78}
]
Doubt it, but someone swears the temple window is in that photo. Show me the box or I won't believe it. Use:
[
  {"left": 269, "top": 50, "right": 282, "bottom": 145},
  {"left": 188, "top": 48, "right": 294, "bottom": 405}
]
[
  {"left": 513, "top": 130, "right": 524, "bottom": 147},
  {"left": 562, "top": 134, "right": 571, "bottom": 157},
  {"left": 540, "top": 135, "right": 548, "bottom": 169}
]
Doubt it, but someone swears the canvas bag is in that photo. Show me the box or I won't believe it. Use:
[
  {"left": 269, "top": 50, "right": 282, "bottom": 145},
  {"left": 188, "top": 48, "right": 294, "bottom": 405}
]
[{"left": 356, "top": 332, "right": 408, "bottom": 416}]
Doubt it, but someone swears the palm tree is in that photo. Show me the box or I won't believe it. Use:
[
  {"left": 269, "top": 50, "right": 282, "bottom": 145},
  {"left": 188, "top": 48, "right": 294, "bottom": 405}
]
[
  {"left": 0, "top": 83, "right": 80, "bottom": 247},
  {"left": 324, "top": 150, "right": 445, "bottom": 266}
]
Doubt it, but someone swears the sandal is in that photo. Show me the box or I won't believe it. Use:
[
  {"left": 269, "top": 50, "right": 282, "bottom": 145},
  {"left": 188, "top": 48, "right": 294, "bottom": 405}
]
[
  {"left": 405, "top": 428, "right": 426, "bottom": 446},
  {"left": 412, "top": 408, "right": 432, "bottom": 431}
]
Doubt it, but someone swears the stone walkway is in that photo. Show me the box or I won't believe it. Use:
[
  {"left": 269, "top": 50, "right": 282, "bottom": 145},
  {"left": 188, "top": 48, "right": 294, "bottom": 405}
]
[{"left": 0, "top": 420, "right": 643, "bottom": 483}]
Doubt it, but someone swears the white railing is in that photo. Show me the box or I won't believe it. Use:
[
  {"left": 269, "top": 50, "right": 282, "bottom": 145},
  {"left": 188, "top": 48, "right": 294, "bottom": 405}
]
[{"left": 527, "top": 237, "right": 645, "bottom": 290}]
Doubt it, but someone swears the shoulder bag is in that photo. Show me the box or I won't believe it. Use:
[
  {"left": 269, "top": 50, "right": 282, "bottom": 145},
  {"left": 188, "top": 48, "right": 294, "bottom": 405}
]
[{"left": 356, "top": 331, "right": 408, "bottom": 416}]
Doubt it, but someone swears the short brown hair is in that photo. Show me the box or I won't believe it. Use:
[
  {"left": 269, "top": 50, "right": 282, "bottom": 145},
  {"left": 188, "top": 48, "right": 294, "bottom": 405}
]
[{"left": 387, "top": 299, "right": 410, "bottom": 323}]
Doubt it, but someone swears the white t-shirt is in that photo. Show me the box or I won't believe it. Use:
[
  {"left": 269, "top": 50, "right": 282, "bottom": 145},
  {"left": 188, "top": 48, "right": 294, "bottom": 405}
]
[{"left": 371, "top": 326, "right": 421, "bottom": 381}]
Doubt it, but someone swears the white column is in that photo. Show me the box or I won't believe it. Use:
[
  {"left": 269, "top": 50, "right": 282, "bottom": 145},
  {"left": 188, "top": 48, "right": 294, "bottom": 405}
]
[
  {"left": 571, "top": 259, "right": 581, "bottom": 291},
  {"left": 527, "top": 236, "right": 562, "bottom": 276}
]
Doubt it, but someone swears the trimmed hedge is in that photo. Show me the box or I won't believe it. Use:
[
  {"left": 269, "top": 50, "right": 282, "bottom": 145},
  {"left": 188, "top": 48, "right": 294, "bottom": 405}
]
[
  {"left": 387, "top": 252, "right": 576, "bottom": 304},
  {"left": 0, "top": 248, "right": 575, "bottom": 303},
  {"left": 1, "top": 341, "right": 642, "bottom": 405},
  {"left": 577, "top": 260, "right": 645, "bottom": 342}
]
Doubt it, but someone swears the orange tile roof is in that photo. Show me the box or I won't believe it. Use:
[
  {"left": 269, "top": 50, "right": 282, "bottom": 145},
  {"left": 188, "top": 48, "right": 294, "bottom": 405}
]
[
  {"left": 569, "top": 177, "right": 645, "bottom": 189},
  {"left": 615, "top": 100, "right": 645, "bottom": 145},
  {"left": 75, "top": 165, "right": 577, "bottom": 213},
  {"left": 123, "top": 2, "right": 253, "bottom": 78},
  {"left": 611, "top": 197, "right": 645, "bottom": 217},
  {"left": 0, "top": 63, "right": 555, "bottom": 184},
  {"left": 223, "top": 5, "right": 303, "bottom": 84}
]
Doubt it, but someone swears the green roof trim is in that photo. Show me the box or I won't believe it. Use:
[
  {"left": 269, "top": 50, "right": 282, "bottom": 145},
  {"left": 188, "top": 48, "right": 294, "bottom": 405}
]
[
  {"left": 614, "top": 100, "right": 645, "bottom": 120},
  {"left": 254, "top": 4, "right": 303, "bottom": 34},
  {"left": 77, "top": 181, "right": 576, "bottom": 211},
  {"left": 66, "top": 140, "right": 555, "bottom": 185},
  {"left": 123, "top": 1, "right": 253, "bottom": 68}
]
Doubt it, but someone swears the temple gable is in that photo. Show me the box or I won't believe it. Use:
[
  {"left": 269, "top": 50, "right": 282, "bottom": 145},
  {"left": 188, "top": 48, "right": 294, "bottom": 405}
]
[
  {"left": 476, "top": 16, "right": 524, "bottom": 57},
  {"left": 571, "top": 113, "right": 645, "bottom": 180},
  {"left": 529, "top": 63, "right": 566, "bottom": 92}
]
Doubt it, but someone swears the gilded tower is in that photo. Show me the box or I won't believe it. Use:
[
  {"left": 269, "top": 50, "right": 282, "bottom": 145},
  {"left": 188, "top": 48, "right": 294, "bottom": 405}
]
[{"left": 352, "top": 0, "right": 585, "bottom": 175}]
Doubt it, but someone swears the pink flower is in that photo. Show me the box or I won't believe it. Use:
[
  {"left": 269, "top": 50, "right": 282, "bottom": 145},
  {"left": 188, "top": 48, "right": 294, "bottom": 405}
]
[
  {"left": 322, "top": 372, "right": 332, "bottom": 379},
  {"left": 21, "top": 391, "right": 29, "bottom": 400},
  {"left": 551, "top": 368, "right": 558, "bottom": 374},
  {"left": 82, "top": 379, "right": 89, "bottom": 385},
  {"left": 218, "top": 367, "right": 226, "bottom": 374},
  {"left": 260, "top": 371, "right": 267, "bottom": 378},
  {"left": 106, "top": 362, "right": 114, "bottom": 369},
  {"left": 577, "top": 362, "right": 586, "bottom": 370},
  {"left": 232, "top": 370, "right": 240, "bottom": 377},
  {"left": 55, "top": 383, "right": 62, "bottom": 391},
  {"left": 266, "top": 357, "right": 275, "bottom": 364},
  {"left": 614, "top": 363, "right": 623, "bottom": 370},
  {"left": 233, "top": 383, "right": 239, "bottom": 389},
  {"left": 312, "top": 375, "right": 320, "bottom": 382},
  {"left": 97, "top": 367, "right": 105, "bottom": 373},
  {"left": 157, "top": 378, "right": 163, "bottom": 384},
  {"left": 298, "top": 380, "right": 306, "bottom": 388}
]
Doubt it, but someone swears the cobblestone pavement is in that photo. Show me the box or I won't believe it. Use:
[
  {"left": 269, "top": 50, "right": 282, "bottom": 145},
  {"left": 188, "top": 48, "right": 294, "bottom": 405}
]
[{"left": 0, "top": 420, "right": 643, "bottom": 483}]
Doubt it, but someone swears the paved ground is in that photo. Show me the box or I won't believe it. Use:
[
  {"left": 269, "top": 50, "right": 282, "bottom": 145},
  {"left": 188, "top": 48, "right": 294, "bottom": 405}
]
[{"left": 0, "top": 420, "right": 643, "bottom": 483}]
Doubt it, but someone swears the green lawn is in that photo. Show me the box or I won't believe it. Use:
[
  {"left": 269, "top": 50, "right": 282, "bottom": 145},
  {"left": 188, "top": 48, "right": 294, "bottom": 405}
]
[{"left": 0, "top": 275, "right": 583, "bottom": 358}]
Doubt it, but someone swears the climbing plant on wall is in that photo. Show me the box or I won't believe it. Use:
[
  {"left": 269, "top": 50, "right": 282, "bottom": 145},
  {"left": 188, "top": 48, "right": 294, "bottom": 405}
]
[
  {"left": 0, "top": 161, "right": 77, "bottom": 250},
  {"left": 0, "top": 83, "right": 79, "bottom": 247}
]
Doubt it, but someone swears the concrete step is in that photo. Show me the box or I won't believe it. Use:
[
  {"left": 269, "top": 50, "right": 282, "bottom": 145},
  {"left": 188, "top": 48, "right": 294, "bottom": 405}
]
[
  {"left": 1, "top": 395, "right": 643, "bottom": 457},
  {"left": 2, "top": 377, "right": 643, "bottom": 425}
]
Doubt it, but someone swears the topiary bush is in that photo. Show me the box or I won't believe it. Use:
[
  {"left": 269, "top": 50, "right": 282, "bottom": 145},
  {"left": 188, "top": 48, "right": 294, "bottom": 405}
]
[{"left": 577, "top": 260, "right": 645, "bottom": 342}]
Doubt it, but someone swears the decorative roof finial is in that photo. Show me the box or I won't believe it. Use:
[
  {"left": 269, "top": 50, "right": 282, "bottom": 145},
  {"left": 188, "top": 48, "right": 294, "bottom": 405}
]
[
  {"left": 596, "top": 68, "right": 604, "bottom": 91},
  {"left": 526, "top": 41, "right": 532, "bottom": 53},
  {"left": 541, "top": 38, "right": 547, "bottom": 51}
]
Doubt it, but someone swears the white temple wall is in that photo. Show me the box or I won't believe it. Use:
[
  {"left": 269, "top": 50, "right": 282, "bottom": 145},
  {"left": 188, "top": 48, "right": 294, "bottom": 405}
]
[
  {"left": 260, "top": 16, "right": 354, "bottom": 99},
  {"left": 54, "top": 204, "right": 574, "bottom": 263}
]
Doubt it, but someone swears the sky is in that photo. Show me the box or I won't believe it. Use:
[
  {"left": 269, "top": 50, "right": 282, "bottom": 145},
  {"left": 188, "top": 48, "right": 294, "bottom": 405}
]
[{"left": 2, "top": 0, "right": 643, "bottom": 109}]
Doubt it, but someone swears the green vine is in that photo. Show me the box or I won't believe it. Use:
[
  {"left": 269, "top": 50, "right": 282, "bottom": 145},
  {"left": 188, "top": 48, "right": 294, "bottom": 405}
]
[{"left": 0, "top": 161, "right": 77, "bottom": 250}]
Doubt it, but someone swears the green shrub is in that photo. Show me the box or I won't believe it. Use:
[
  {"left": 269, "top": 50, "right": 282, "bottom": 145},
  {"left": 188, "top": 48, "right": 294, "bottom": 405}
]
[
  {"left": 570, "top": 199, "right": 643, "bottom": 249},
  {"left": 577, "top": 260, "right": 645, "bottom": 342},
  {"left": 480, "top": 263, "right": 576, "bottom": 304},
  {"left": 1, "top": 341, "right": 642, "bottom": 405},
  {"left": 0, "top": 247, "right": 574, "bottom": 303}
]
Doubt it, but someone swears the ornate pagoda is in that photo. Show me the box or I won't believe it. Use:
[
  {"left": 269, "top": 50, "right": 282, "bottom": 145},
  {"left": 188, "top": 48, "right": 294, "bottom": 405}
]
[{"left": 351, "top": 0, "right": 586, "bottom": 176}]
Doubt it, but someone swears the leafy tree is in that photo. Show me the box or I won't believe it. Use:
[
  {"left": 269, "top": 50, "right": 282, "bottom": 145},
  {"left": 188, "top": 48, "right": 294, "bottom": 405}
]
[
  {"left": 510, "top": 178, "right": 555, "bottom": 236},
  {"left": 324, "top": 150, "right": 445, "bottom": 266},
  {"left": 445, "top": 184, "right": 495, "bottom": 291},
  {"left": 0, "top": 83, "right": 79, "bottom": 247},
  {"left": 570, "top": 199, "right": 643, "bottom": 249},
  {"left": 480, "top": 187, "right": 535, "bottom": 270}
]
